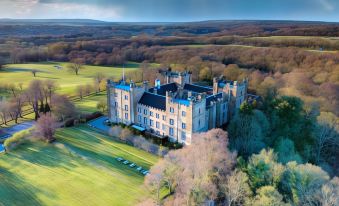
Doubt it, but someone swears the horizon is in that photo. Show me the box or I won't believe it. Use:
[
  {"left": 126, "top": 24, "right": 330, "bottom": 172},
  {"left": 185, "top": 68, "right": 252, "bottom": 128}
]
[
  {"left": 0, "top": 18, "right": 338, "bottom": 24},
  {"left": 0, "top": 0, "right": 338, "bottom": 22}
]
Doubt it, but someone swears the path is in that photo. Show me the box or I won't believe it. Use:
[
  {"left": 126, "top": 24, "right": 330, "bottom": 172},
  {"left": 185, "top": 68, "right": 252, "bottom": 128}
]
[{"left": 0, "top": 121, "right": 35, "bottom": 140}]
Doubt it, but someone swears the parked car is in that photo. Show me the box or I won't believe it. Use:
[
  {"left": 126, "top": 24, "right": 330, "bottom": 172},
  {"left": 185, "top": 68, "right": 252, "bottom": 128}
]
[
  {"left": 116, "top": 157, "right": 123, "bottom": 161},
  {"left": 123, "top": 160, "right": 129, "bottom": 165},
  {"left": 136, "top": 167, "right": 143, "bottom": 171},
  {"left": 129, "top": 163, "right": 136, "bottom": 168}
]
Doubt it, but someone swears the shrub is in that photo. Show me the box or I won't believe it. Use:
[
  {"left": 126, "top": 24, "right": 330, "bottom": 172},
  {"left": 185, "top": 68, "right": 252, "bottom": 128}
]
[{"left": 4, "top": 129, "right": 32, "bottom": 151}]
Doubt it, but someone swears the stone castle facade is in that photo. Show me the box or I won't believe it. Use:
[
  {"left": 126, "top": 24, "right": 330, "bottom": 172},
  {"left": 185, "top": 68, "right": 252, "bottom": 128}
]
[{"left": 107, "top": 69, "right": 248, "bottom": 145}]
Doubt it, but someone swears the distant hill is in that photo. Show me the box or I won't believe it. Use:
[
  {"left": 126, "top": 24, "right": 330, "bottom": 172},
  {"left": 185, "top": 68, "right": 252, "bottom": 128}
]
[{"left": 0, "top": 19, "right": 109, "bottom": 26}]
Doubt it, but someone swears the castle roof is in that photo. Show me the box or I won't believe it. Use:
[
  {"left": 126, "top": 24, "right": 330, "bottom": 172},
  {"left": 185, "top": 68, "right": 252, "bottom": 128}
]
[
  {"left": 138, "top": 92, "right": 166, "bottom": 111},
  {"left": 183, "top": 84, "right": 213, "bottom": 93},
  {"left": 149, "top": 83, "right": 177, "bottom": 96},
  {"left": 206, "top": 93, "right": 223, "bottom": 107}
]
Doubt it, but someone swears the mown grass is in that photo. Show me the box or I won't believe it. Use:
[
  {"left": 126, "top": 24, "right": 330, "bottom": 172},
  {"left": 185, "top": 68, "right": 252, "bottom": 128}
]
[
  {"left": 0, "top": 125, "right": 158, "bottom": 206},
  {"left": 75, "top": 92, "right": 107, "bottom": 114},
  {"left": 0, "top": 62, "right": 139, "bottom": 96}
]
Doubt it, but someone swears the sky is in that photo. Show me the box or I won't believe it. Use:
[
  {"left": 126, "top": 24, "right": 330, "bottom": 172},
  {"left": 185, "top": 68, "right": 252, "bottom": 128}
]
[{"left": 0, "top": 0, "right": 338, "bottom": 22}]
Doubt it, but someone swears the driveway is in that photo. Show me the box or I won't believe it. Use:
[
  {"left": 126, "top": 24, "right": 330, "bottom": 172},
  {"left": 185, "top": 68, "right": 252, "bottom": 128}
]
[
  {"left": 87, "top": 116, "right": 110, "bottom": 133},
  {"left": 0, "top": 121, "right": 35, "bottom": 140}
]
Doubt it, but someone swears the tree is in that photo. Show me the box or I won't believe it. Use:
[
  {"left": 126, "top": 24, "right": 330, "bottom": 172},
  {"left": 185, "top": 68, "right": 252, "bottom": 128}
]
[
  {"left": 67, "top": 59, "right": 84, "bottom": 75},
  {"left": 50, "top": 94, "right": 77, "bottom": 121},
  {"left": 0, "top": 101, "right": 9, "bottom": 125},
  {"left": 252, "top": 186, "right": 289, "bottom": 206},
  {"left": 93, "top": 72, "right": 106, "bottom": 93},
  {"left": 31, "top": 69, "right": 38, "bottom": 77},
  {"left": 275, "top": 138, "right": 302, "bottom": 164},
  {"left": 313, "top": 112, "right": 339, "bottom": 164},
  {"left": 76, "top": 85, "right": 84, "bottom": 99},
  {"left": 199, "top": 66, "right": 212, "bottom": 81},
  {"left": 25, "top": 80, "right": 44, "bottom": 120},
  {"left": 35, "top": 114, "right": 58, "bottom": 142},
  {"left": 279, "top": 162, "right": 330, "bottom": 205},
  {"left": 222, "top": 169, "right": 252, "bottom": 206},
  {"left": 119, "top": 128, "right": 132, "bottom": 141},
  {"left": 246, "top": 149, "right": 284, "bottom": 192},
  {"left": 228, "top": 109, "right": 268, "bottom": 157},
  {"left": 146, "top": 129, "right": 236, "bottom": 205},
  {"left": 318, "top": 177, "right": 339, "bottom": 206},
  {"left": 96, "top": 99, "right": 107, "bottom": 113}
]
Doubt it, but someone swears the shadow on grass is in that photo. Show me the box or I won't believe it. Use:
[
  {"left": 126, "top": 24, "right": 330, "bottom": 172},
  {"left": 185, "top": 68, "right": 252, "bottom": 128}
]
[
  {"left": 60, "top": 137, "right": 146, "bottom": 178},
  {"left": 10, "top": 140, "right": 77, "bottom": 169},
  {"left": 0, "top": 167, "right": 44, "bottom": 206}
]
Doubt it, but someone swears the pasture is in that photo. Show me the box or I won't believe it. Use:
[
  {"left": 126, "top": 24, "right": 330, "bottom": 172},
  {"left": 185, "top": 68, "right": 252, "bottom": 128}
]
[
  {"left": 0, "top": 125, "right": 158, "bottom": 206},
  {"left": 0, "top": 62, "right": 139, "bottom": 97}
]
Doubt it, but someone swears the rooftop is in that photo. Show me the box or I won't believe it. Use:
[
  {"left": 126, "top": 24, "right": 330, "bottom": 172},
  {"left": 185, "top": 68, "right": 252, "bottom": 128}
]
[{"left": 139, "top": 92, "right": 166, "bottom": 111}]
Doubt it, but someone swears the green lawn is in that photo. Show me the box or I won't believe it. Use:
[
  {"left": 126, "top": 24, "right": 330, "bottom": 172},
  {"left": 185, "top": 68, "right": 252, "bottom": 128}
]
[
  {"left": 0, "top": 62, "right": 139, "bottom": 96},
  {"left": 75, "top": 92, "right": 107, "bottom": 114},
  {"left": 0, "top": 125, "right": 159, "bottom": 206}
]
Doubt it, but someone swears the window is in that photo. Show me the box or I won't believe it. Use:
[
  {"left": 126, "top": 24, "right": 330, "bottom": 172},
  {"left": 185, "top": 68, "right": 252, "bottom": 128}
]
[
  {"left": 182, "top": 111, "right": 186, "bottom": 117},
  {"left": 170, "top": 107, "right": 174, "bottom": 113},
  {"left": 114, "top": 102, "right": 118, "bottom": 107},
  {"left": 156, "top": 121, "right": 160, "bottom": 129},
  {"left": 150, "top": 111, "right": 153, "bottom": 117},
  {"left": 162, "top": 115, "right": 166, "bottom": 121},
  {"left": 169, "top": 127, "right": 174, "bottom": 136},
  {"left": 114, "top": 92, "right": 117, "bottom": 97},
  {"left": 156, "top": 113, "right": 160, "bottom": 119},
  {"left": 138, "top": 107, "right": 141, "bottom": 113},
  {"left": 125, "top": 113, "right": 128, "bottom": 120},
  {"left": 198, "top": 119, "right": 201, "bottom": 127},
  {"left": 199, "top": 108, "right": 201, "bottom": 114},
  {"left": 150, "top": 120, "right": 154, "bottom": 126},
  {"left": 124, "top": 95, "right": 128, "bottom": 100},
  {"left": 138, "top": 115, "right": 141, "bottom": 122},
  {"left": 144, "top": 109, "right": 147, "bottom": 115},
  {"left": 162, "top": 124, "right": 166, "bottom": 131},
  {"left": 182, "top": 123, "right": 186, "bottom": 129},
  {"left": 124, "top": 105, "right": 128, "bottom": 111},
  {"left": 181, "top": 132, "right": 186, "bottom": 141},
  {"left": 170, "top": 119, "right": 174, "bottom": 125},
  {"left": 144, "top": 117, "right": 147, "bottom": 124}
]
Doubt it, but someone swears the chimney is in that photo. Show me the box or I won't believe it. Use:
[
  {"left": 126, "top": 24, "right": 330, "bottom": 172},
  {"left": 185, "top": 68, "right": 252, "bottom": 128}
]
[{"left": 143, "top": 81, "right": 149, "bottom": 91}]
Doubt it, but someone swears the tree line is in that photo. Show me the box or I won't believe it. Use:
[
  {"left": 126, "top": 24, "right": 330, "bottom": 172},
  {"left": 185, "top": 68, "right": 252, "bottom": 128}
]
[{"left": 143, "top": 96, "right": 338, "bottom": 205}]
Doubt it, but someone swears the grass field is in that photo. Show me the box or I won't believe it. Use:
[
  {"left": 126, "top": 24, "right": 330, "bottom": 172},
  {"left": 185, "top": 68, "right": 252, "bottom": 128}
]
[
  {"left": 75, "top": 92, "right": 107, "bottom": 114},
  {"left": 0, "top": 125, "right": 158, "bottom": 206},
  {"left": 0, "top": 62, "right": 139, "bottom": 96}
]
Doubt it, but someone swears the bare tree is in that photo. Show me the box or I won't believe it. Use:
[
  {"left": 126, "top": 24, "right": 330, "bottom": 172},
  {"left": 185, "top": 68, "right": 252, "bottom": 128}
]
[
  {"left": 85, "top": 84, "right": 92, "bottom": 96},
  {"left": 0, "top": 101, "right": 9, "bottom": 125},
  {"left": 67, "top": 59, "right": 84, "bottom": 75},
  {"left": 318, "top": 177, "right": 339, "bottom": 206},
  {"left": 314, "top": 112, "right": 339, "bottom": 164},
  {"left": 146, "top": 129, "right": 236, "bottom": 205},
  {"left": 96, "top": 99, "right": 107, "bottom": 112},
  {"left": 93, "top": 72, "right": 106, "bottom": 93},
  {"left": 222, "top": 170, "right": 252, "bottom": 206},
  {"left": 76, "top": 85, "right": 84, "bottom": 100},
  {"left": 25, "top": 80, "right": 44, "bottom": 120},
  {"left": 50, "top": 94, "right": 77, "bottom": 122},
  {"left": 35, "top": 114, "right": 58, "bottom": 142}
]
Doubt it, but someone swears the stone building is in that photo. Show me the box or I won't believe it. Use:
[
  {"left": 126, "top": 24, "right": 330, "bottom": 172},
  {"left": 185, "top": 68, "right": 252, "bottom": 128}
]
[{"left": 107, "top": 69, "right": 248, "bottom": 145}]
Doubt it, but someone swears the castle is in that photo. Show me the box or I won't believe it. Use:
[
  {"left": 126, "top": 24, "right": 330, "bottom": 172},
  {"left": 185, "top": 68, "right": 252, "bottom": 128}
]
[{"left": 107, "top": 69, "right": 248, "bottom": 145}]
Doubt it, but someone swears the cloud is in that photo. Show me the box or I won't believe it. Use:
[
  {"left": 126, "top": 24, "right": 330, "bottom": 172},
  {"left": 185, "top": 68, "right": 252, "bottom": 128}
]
[
  {"left": 317, "top": 0, "right": 335, "bottom": 11},
  {"left": 0, "top": 0, "right": 122, "bottom": 20}
]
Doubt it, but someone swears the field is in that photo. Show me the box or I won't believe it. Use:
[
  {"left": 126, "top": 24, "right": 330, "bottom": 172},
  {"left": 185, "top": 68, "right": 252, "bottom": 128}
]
[
  {"left": 0, "top": 62, "right": 139, "bottom": 97},
  {"left": 0, "top": 125, "right": 159, "bottom": 206}
]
